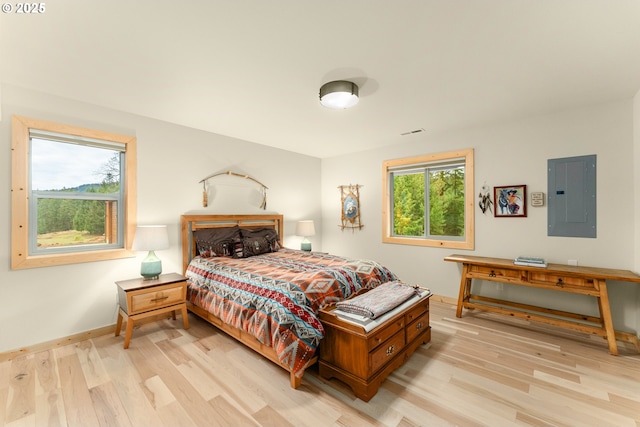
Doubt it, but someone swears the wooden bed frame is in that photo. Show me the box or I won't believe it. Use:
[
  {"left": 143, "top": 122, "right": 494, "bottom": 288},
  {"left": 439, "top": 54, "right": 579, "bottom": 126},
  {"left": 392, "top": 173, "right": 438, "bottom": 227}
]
[{"left": 180, "top": 213, "right": 317, "bottom": 388}]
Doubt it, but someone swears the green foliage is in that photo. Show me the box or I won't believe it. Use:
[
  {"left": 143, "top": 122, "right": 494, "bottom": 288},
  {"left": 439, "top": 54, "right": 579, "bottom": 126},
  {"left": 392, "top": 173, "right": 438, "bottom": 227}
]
[
  {"left": 393, "top": 167, "right": 465, "bottom": 238},
  {"left": 36, "top": 153, "right": 120, "bottom": 243},
  {"left": 37, "top": 198, "right": 75, "bottom": 233},
  {"left": 429, "top": 168, "right": 464, "bottom": 237},
  {"left": 393, "top": 173, "right": 424, "bottom": 236},
  {"left": 72, "top": 200, "right": 107, "bottom": 235}
]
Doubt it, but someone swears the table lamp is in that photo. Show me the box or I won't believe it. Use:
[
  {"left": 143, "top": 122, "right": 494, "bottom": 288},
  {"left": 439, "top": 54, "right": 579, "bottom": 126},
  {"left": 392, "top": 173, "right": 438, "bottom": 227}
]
[
  {"left": 132, "top": 225, "right": 170, "bottom": 279},
  {"left": 295, "top": 220, "right": 315, "bottom": 251}
]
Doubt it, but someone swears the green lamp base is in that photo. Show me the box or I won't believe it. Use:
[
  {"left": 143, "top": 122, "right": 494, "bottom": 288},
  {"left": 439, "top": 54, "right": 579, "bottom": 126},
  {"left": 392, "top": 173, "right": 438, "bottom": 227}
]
[{"left": 140, "top": 250, "right": 162, "bottom": 280}]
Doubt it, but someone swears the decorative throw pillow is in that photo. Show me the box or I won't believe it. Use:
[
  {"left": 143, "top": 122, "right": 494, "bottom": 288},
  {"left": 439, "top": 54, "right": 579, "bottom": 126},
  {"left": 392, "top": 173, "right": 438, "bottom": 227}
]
[
  {"left": 234, "top": 228, "right": 281, "bottom": 258},
  {"left": 194, "top": 226, "right": 240, "bottom": 257}
]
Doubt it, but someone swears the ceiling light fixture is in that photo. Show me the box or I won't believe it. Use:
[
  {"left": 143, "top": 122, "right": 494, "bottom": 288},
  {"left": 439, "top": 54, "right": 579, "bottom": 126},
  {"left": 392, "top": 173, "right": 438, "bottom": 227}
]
[{"left": 319, "top": 80, "right": 359, "bottom": 109}]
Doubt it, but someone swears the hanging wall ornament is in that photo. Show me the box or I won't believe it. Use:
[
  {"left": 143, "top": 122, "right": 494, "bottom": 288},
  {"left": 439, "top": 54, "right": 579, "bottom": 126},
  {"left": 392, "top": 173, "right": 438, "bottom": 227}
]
[
  {"left": 202, "top": 181, "right": 208, "bottom": 207},
  {"left": 339, "top": 184, "right": 363, "bottom": 231},
  {"left": 478, "top": 182, "right": 493, "bottom": 214}
]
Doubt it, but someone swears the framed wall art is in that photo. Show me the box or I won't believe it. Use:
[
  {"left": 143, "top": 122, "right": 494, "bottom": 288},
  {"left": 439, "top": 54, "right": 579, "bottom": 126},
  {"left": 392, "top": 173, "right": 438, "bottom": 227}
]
[{"left": 494, "top": 185, "right": 527, "bottom": 217}]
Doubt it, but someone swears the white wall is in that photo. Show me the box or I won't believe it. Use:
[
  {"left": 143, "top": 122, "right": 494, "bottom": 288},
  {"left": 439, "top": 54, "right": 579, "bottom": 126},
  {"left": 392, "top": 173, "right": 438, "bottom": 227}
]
[
  {"left": 634, "top": 89, "right": 640, "bottom": 335},
  {"left": 0, "top": 84, "right": 321, "bottom": 353},
  {"left": 321, "top": 99, "right": 639, "bottom": 333}
]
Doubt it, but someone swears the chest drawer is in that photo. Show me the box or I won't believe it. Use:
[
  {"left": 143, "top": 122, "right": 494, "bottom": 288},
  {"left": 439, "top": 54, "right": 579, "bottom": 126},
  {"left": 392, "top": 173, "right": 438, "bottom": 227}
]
[
  {"left": 405, "top": 300, "right": 428, "bottom": 324},
  {"left": 367, "top": 318, "right": 404, "bottom": 352},
  {"left": 406, "top": 311, "right": 429, "bottom": 343},
  {"left": 369, "top": 331, "right": 405, "bottom": 374},
  {"left": 128, "top": 282, "right": 186, "bottom": 314}
]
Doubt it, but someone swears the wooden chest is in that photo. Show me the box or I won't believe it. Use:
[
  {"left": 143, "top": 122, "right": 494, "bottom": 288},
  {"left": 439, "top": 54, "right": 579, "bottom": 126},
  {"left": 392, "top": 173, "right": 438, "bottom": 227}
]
[{"left": 318, "top": 290, "right": 431, "bottom": 401}]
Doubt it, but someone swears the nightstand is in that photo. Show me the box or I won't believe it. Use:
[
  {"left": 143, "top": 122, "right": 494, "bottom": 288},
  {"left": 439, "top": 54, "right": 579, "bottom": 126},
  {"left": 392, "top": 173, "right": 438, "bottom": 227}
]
[{"left": 115, "top": 272, "right": 190, "bottom": 348}]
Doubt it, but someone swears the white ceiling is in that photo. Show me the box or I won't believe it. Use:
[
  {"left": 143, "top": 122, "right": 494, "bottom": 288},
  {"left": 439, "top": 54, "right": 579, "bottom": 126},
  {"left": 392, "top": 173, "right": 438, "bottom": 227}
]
[{"left": 2, "top": 1, "right": 640, "bottom": 159}]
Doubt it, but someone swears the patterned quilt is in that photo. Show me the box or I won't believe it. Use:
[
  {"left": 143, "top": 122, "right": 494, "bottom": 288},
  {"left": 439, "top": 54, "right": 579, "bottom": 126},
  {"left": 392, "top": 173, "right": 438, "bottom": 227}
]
[{"left": 185, "top": 248, "right": 397, "bottom": 377}]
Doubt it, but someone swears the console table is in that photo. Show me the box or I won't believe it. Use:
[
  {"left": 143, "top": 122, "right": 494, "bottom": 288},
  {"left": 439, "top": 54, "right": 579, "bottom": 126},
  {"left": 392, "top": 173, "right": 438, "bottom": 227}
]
[{"left": 444, "top": 254, "right": 640, "bottom": 355}]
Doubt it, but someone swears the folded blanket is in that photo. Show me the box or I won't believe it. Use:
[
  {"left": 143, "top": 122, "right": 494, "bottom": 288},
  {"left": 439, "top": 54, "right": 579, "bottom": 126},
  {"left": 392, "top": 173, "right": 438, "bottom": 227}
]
[{"left": 335, "top": 281, "right": 420, "bottom": 319}]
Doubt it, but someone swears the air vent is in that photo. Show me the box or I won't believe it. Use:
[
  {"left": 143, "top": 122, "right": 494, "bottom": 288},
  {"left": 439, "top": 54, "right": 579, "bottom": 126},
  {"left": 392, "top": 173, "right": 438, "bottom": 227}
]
[{"left": 400, "top": 128, "right": 425, "bottom": 136}]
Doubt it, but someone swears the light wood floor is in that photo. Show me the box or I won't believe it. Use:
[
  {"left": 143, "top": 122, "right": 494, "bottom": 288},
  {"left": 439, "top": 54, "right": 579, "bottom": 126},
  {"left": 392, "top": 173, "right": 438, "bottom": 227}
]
[{"left": 2, "top": 300, "right": 639, "bottom": 427}]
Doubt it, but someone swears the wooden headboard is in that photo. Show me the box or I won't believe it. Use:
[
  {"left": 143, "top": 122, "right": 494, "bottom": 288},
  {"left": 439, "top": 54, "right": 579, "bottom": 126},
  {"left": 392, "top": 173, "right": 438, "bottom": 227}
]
[{"left": 180, "top": 213, "right": 284, "bottom": 274}]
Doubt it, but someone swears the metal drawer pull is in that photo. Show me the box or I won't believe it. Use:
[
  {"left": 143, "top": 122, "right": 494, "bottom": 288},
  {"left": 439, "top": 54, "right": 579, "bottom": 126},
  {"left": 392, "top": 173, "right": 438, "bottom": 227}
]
[
  {"left": 489, "top": 270, "right": 496, "bottom": 277},
  {"left": 415, "top": 322, "right": 423, "bottom": 331},
  {"left": 556, "top": 278, "right": 564, "bottom": 287},
  {"left": 386, "top": 345, "right": 395, "bottom": 356},
  {"left": 151, "top": 295, "right": 169, "bottom": 302}
]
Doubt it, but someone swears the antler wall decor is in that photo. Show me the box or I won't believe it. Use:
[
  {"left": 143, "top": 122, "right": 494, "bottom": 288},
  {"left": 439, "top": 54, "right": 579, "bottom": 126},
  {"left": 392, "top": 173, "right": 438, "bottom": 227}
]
[{"left": 199, "top": 170, "right": 268, "bottom": 209}]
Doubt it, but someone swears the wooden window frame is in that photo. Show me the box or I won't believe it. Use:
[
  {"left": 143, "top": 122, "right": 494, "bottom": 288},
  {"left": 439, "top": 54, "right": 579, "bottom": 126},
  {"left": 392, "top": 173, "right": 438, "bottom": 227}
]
[
  {"left": 11, "top": 115, "right": 137, "bottom": 269},
  {"left": 382, "top": 148, "right": 475, "bottom": 250}
]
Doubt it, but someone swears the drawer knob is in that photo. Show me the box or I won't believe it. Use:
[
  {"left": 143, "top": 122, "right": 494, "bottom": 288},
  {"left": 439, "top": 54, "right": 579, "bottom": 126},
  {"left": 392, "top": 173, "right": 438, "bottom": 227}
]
[
  {"left": 151, "top": 295, "right": 169, "bottom": 302},
  {"left": 556, "top": 278, "right": 564, "bottom": 287},
  {"left": 415, "top": 322, "right": 423, "bottom": 331},
  {"left": 386, "top": 345, "right": 395, "bottom": 356},
  {"left": 489, "top": 270, "right": 496, "bottom": 277}
]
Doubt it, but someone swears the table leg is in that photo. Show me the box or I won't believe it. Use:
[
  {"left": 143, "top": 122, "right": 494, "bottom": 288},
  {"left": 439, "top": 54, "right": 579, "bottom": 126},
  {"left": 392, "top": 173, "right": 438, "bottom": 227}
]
[
  {"left": 181, "top": 303, "right": 190, "bottom": 329},
  {"left": 115, "top": 310, "right": 123, "bottom": 337},
  {"left": 456, "top": 264, "right": 471, "bottom": 317},
  {"left": 596, "top": 280, "right": 618, "bottom": 355},
  {"left": 124, "top": 317, "right": 134, "bottom": 349}
]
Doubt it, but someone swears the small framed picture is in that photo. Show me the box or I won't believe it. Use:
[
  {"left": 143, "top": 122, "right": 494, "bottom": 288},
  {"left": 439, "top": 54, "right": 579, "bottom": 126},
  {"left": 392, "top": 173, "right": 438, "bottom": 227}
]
[{"left": 494, "top": 185, "right": 527, "bottom": 217}]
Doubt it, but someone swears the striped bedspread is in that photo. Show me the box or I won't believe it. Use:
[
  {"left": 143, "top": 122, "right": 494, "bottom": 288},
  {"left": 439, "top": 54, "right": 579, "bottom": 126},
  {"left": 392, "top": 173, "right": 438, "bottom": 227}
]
[{"left": 185, "top": 248, "right": 397, "bottom": 377}]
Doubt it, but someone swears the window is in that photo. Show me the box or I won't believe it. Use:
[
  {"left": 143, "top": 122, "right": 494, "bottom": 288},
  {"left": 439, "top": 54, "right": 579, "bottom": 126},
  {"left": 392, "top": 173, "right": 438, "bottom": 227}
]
[
  {"left": 11, "top": 115, "right": 137, "bottom": 269},
  {"left": 382, "top": 148, "right": 474, "bottom": 249}
]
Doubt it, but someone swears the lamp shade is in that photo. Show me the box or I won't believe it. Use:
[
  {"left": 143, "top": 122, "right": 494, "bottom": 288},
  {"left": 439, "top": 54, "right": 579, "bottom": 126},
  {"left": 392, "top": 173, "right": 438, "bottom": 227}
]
[
  {"left": 132, "top": 225, "right": 170, "bottom": 251},
  {"left": 295, "top": 220, "right": 315, "bottom": 237},
  {"left": 319, "top": 80, "right": 359, "bottom": 109}
]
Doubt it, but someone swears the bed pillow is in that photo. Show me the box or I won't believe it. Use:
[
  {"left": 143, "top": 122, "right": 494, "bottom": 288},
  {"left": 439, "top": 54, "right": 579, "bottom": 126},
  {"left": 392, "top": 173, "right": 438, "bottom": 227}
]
[
  {"left": 234, "top": 227, "right": 281, "bottom": 258},
  {"left": 194, "top": 226, "right": 240, "bottom": 257}
]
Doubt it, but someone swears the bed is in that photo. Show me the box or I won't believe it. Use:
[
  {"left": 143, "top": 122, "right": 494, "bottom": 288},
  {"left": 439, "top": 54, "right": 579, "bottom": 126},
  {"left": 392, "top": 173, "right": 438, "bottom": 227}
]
[{"left": 180, "top": 213, "right": 398, "bottom": 388}]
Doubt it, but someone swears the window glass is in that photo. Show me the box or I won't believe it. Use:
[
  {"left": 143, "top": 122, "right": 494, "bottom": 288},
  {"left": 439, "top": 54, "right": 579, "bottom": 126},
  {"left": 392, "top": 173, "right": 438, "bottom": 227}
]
[
  {"left": 31, "top": 138, "right": 123, "bottom": 252},
  {"left": 392, "top": 170, "right": 425, "bottom": 237}
]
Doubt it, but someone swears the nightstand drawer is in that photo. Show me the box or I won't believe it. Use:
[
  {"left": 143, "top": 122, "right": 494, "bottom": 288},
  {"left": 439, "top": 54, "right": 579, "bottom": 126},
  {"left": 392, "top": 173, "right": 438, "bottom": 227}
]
[{"left": 128, "top": 282, "right": 186, "bottom": 314}]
